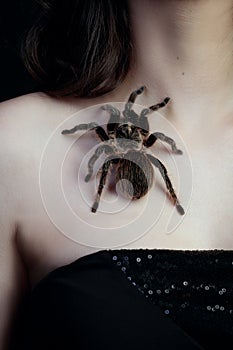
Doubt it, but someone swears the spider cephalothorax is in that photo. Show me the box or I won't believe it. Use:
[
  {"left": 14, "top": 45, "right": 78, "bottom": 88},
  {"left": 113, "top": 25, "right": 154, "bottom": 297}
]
[{"left": 61, "top": 86, "right": 185, "bottom": 215}]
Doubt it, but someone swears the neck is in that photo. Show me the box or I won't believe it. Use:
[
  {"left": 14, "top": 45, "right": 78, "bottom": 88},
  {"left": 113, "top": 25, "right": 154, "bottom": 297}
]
[{"left": 122, "top": 0, "right": 233, "bottom": 129}]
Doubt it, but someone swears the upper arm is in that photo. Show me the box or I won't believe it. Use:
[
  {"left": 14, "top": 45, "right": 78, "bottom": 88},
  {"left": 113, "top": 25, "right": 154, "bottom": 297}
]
[{"left": 0, "top": 99, "right": 30, "bottom": 349}]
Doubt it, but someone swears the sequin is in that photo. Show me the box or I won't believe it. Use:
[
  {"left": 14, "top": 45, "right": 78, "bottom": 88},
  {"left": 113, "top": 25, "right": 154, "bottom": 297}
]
[
  {"left": 117, "top": 261, "right": 121, "bottom": 266},
  {"left": 109, "top": 248, "right": 233, "bottom": 344}
]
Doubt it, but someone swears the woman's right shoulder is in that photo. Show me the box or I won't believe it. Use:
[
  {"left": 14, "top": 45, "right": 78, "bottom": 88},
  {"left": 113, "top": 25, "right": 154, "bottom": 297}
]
[
  {"left": 0, "top": 93, "right": 58, "bottom": 224},
  {"left": 0, "top": 91, "right": 89, "bottom": 152},
  {"left": 0, "top": 91, "right": 54, "bottom": 113},
  {"left": 0, "top": 91, "right": 86, "bottom": 125},
  {"left": 0, "top": 91, "right": 87, "bottom": 208}
]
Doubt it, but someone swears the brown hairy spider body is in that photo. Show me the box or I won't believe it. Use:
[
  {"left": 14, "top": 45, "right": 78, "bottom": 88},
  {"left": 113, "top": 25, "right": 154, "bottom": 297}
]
[
  {"left": 114, "top": 150, "right": 154, "bottom": 200},
  {"left": 61, "top": 86, "right": 185, "bottom": 215}
]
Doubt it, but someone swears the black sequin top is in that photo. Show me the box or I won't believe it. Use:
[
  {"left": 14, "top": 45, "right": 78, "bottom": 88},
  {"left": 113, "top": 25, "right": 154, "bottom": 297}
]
[
  {"left": 110, "top": 248, "right": 233, "bottom": 349},
  {"left": 12, "top": 249, "right": 233, "bottom": 350}
]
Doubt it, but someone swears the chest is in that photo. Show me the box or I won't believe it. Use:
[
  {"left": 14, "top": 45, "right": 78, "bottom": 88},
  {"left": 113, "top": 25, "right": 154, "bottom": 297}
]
[{"left": 16, "top": 125, "right": 233, "bottom": 287}]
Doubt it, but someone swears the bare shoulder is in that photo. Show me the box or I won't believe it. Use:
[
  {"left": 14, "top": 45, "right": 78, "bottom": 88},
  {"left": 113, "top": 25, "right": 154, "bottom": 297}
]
[
  {"left": 0, "top": 91, "right": 84, "bottom": 127},
  {"left": 0, "top": 92, "right": 55, "bottom": 117},
  {"left": 0, "top": 91, "right": 89, "bottom": 152},
  {"left": 0, "top": 92, "right": 85, "bottom": 216},
  {"left": 0, "top": 94, "right": 49, "bottom": 222}
]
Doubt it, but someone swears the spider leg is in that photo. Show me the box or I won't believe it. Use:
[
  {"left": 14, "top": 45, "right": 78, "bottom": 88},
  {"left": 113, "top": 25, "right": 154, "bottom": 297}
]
[
  {"left": 61, "top": 122, "right": 109, "bottom": 142},
  {"left": 140, "top": 97, "right": 170, "bottom": 117},
  {"left": 91, "top": 158, "right": 113, "bottom": 213},
  {"left": 102, "top": 104, "right": 121, "bottom": 137},
  {"left": 85, "top": 144, "right": 114, "bottom": 182},
  {"left": 146, "top": 154, "right": 185, "bottom": 215},
  {"left": 144, "top": 132, "right": 183, "bottom": 154},
  {"left": 124, "top": 86, "right": 145, "bottom": 112}
]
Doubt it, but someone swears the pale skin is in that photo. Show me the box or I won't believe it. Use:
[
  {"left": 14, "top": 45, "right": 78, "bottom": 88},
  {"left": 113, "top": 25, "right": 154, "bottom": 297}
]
[{"left": 1, "top": 0, "right": 233, "bottom": 348}]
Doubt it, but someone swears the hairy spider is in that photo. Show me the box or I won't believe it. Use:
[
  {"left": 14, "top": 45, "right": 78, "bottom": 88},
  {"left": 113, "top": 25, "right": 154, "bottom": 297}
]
[{"left": 61, "top": 86, "right": 185, "bottom": 215}]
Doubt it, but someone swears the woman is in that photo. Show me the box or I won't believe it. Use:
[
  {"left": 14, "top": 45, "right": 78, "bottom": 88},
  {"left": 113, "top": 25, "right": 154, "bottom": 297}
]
[{"left": 1, "top": 0, "right": 233, "bottom": 349}]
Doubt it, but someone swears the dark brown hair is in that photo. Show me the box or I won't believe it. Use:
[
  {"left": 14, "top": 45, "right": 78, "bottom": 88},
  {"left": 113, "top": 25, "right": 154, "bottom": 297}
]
[{"left": 21, "top": 0, "right": 132, "bottom": 98}]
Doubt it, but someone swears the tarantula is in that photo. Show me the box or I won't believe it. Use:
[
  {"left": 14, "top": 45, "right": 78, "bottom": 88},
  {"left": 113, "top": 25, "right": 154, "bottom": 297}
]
[{"left": 61, "top": 86, "right": 185, "bottom": 215}]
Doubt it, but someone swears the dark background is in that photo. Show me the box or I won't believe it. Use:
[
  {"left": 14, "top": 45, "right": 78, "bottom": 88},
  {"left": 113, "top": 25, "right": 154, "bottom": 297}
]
[{"left": 0, "top": 0, "right": 40, "bottom": 102}]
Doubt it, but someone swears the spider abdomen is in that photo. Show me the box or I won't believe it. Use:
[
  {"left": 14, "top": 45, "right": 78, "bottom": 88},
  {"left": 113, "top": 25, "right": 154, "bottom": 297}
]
[{"left": 115, "top": 151, "right": 154, "bottom": 199}]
